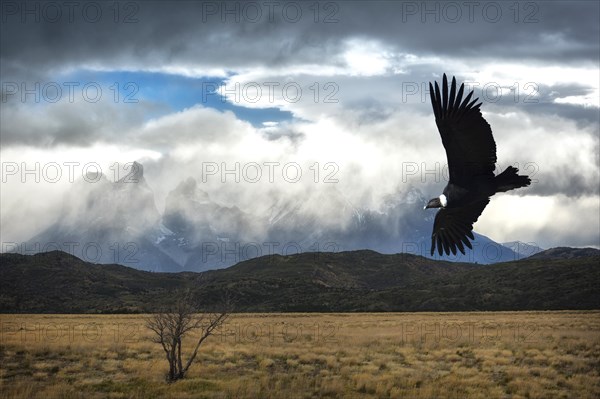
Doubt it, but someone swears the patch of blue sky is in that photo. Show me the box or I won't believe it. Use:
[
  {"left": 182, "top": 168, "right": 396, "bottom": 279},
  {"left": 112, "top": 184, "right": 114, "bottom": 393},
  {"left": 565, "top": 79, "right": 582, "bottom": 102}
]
[{"left": 63, "top": 70, "right": 293, "bottom": 126}]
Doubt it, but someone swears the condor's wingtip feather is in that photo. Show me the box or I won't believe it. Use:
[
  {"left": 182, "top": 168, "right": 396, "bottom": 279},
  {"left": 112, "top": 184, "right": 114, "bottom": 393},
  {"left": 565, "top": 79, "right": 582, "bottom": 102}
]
[
  {"left": 435, "top": 82, "right": 441, "bottom": 110},
  {"left": 459, "top": 91, "right": 474, "bottom": 109},
  {"left": 455, "top": 239, "right": 465, "bottom": 255},
  {"left": 453, "top": 83, "right": 464, "bottom": 112},
  {"left": 429, "top": 82, "right": 440, "bottom": 117},
  {"left": 468, "top": 98, "right": 480, "bottom": 109},
  {"left": 463, "top": 236, "right": 473, "bottom": 250},
  {"left": 448, "top": 76, "right": 457, "bottom": 114},
  {"left": 442, "top": 74, "right": 449, "bottom": 114}
]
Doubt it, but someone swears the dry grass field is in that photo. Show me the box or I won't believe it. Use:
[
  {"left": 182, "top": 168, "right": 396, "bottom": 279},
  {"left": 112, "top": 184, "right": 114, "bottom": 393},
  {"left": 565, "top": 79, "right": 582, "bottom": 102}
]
[{"left": 1, "top": 312, "right": 599, "bottom": 398}]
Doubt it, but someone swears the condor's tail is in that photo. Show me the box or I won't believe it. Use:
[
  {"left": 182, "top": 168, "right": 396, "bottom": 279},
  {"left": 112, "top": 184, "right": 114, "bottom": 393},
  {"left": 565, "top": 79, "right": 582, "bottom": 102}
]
[{"left": 495, "top": 166, "right": 531, "bottom": 193}]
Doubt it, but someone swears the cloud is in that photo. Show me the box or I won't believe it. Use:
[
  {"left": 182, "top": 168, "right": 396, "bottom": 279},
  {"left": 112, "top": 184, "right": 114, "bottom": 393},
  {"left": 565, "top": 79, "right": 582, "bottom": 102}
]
[
  {"left": 1, "top": 0, "right": 598, "bottom": 249},
  {"left": 479, "top": 194, "right": 600, "bottom": 248},
  {"left": 2, "top": 2, "right": 598, "bottom": 77},
  {"left": 0, "top": 94, "right": 150, "bottom": 146}
]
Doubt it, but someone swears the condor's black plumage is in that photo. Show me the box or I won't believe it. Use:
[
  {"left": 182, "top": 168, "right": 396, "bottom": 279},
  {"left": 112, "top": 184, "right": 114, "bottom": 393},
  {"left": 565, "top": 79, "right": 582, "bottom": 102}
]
[{"left": 425, "top": 74, "right": 531, "bottom": 256}]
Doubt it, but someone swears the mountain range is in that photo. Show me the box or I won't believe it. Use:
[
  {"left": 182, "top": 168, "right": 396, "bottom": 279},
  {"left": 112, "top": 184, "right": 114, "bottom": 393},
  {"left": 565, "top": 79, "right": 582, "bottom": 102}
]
[
  {"left": 15, "top": 162, "right": 542, "bottom": 272},
  {"left": 0, "top": 248, "right": 597, "bottom": 313}
]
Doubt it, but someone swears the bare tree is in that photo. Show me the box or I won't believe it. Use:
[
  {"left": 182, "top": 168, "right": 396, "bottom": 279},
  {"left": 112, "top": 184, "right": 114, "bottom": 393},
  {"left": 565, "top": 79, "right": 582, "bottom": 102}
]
[{"left": 146, "top": 290, "right": 229, "bottom": 382}]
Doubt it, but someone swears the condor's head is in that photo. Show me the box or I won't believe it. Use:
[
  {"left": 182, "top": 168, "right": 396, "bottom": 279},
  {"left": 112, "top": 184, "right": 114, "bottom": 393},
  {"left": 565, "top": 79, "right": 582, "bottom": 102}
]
[{"left": 424, "top": 194, "right": 447, "bottom": 210}]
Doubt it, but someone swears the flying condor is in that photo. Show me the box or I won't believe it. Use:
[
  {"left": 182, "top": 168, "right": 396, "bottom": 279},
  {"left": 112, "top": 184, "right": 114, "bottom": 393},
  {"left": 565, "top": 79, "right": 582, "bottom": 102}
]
[{"left": 424, "top": 74, "right": 531, "bottom": 256}]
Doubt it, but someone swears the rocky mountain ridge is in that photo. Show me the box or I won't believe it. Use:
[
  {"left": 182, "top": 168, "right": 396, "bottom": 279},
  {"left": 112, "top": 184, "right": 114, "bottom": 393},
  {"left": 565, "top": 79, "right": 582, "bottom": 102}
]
[{"left": 19, "top": 162, "right": 525, "bottom": 271}]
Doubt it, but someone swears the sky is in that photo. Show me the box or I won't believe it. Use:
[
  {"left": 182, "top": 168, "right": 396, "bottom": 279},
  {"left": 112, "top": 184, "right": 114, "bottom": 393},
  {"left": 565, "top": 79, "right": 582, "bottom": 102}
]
[{"left": 1, "top": 0, "right": 599, "bottom": 250}]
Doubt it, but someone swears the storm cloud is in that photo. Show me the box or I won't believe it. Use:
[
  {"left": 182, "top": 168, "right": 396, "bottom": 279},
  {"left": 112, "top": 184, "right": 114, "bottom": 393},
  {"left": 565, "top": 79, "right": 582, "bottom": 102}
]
[{"left": 1, "top": 0, "right": 598, "bottom": 249}]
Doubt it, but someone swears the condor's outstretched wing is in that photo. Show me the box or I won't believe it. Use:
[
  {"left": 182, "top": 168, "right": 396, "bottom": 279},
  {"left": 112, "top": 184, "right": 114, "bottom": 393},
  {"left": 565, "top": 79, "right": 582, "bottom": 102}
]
[
  {"left": 429, "top": 74, "right": 497, "bottom": 186},
  {"left": 430, "top": 198, "right": 490, "bottom": 256}
]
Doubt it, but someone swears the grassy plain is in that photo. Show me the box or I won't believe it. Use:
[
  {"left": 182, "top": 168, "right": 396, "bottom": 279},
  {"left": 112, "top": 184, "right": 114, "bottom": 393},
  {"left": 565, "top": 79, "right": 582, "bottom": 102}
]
[{"left": 1, "top": 312, "right": 599, "bottom": 398}]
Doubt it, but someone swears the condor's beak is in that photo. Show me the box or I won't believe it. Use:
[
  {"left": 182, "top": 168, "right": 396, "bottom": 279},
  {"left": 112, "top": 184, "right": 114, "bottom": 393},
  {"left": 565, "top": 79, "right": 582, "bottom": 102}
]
[{"left": 424, "top": 198, "right": 439, "bottom": 209}]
